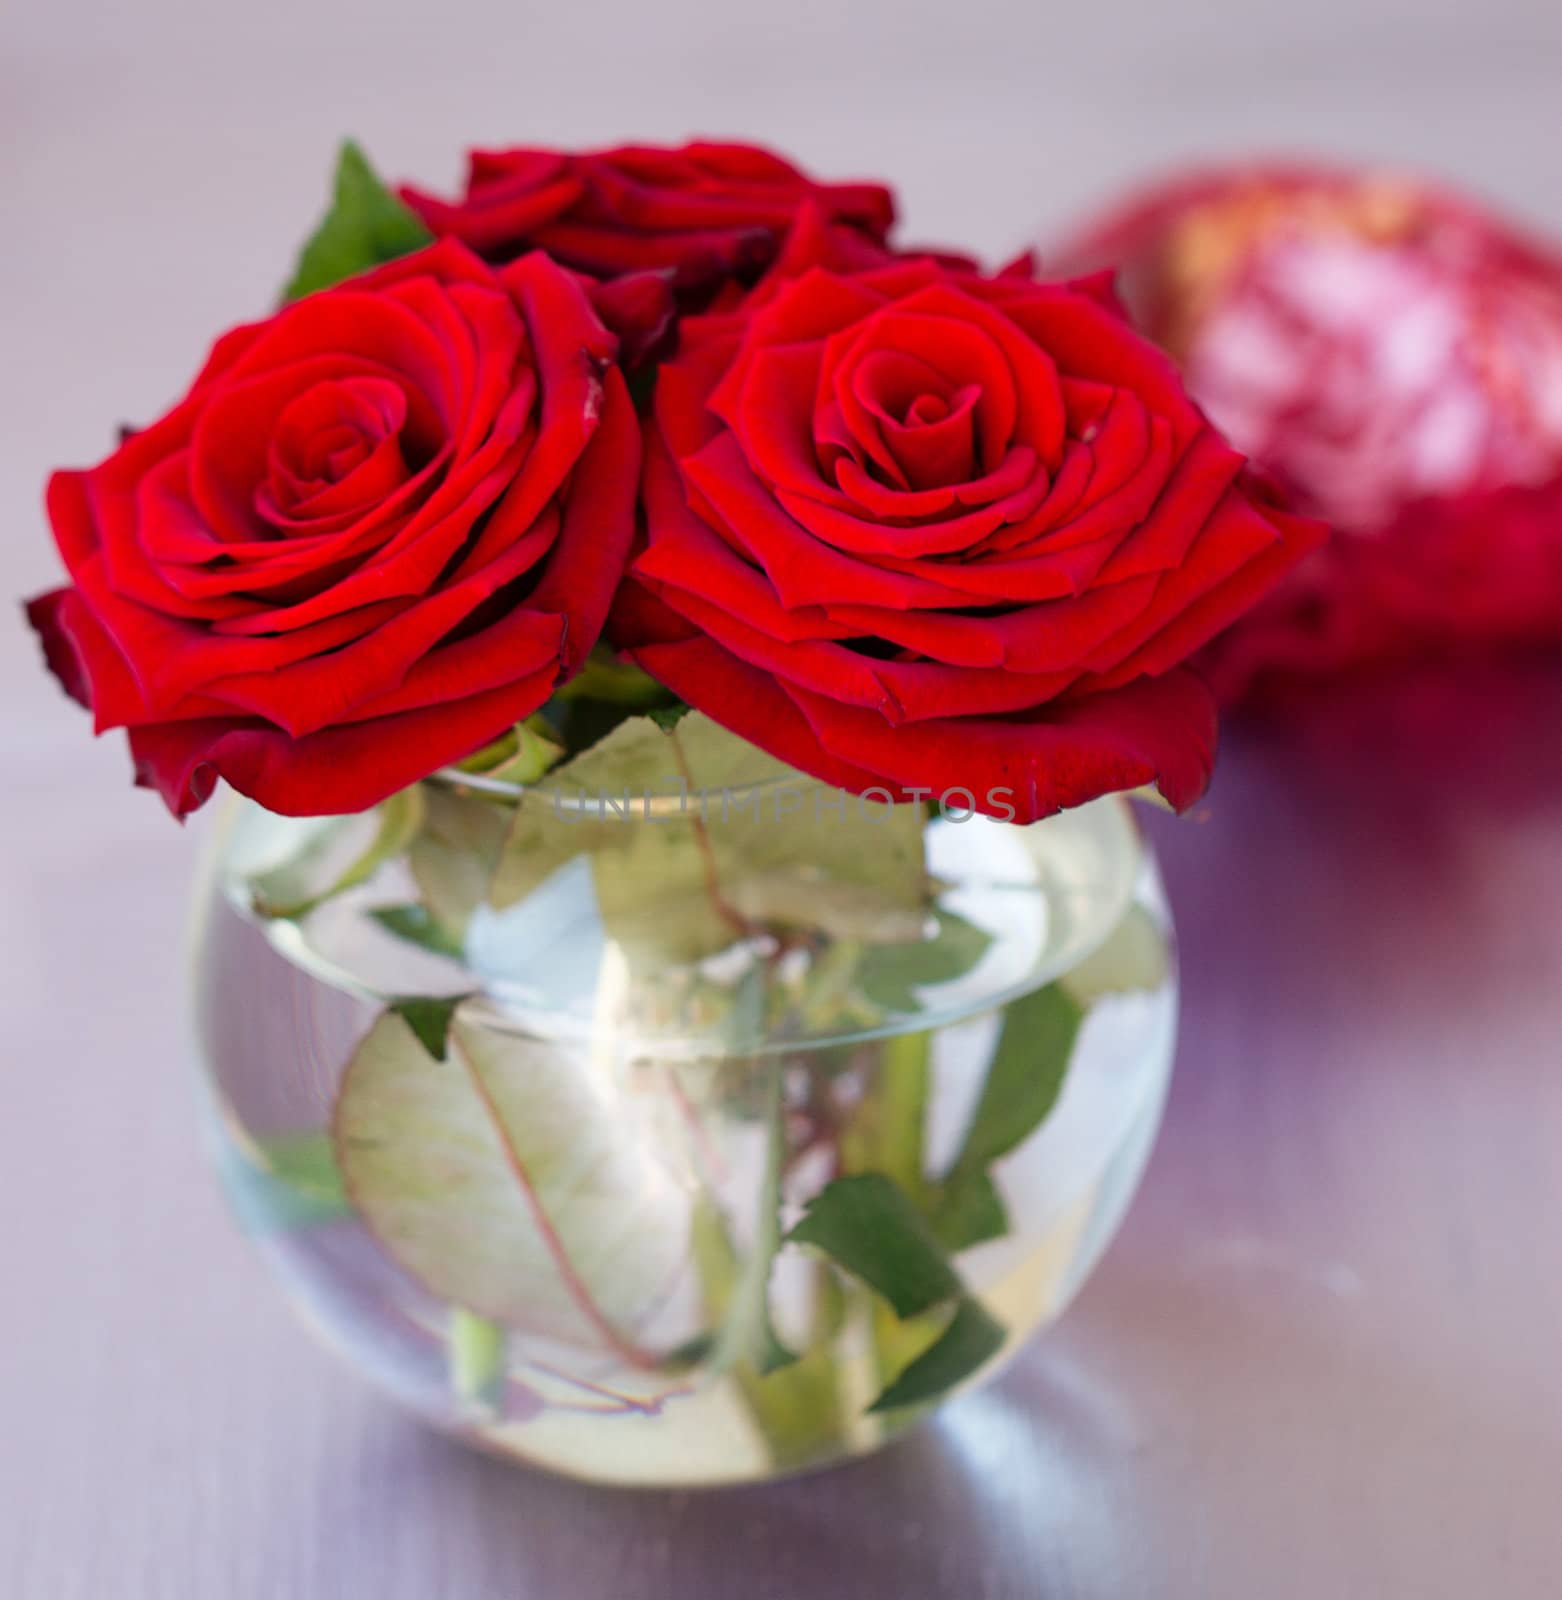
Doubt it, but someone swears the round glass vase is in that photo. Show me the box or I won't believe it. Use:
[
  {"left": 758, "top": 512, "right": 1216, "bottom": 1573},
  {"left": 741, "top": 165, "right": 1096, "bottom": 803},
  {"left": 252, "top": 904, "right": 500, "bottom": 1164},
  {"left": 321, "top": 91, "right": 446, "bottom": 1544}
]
[{"left": 191, "top": 748, "right": 1176, "bottom": 1490}]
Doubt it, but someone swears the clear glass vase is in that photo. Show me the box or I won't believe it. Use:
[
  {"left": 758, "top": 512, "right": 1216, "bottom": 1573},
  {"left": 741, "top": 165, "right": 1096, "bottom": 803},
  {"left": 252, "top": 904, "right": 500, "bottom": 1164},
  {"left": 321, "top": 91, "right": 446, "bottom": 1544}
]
[{"left": 190, "top": 748, "right": 1176, "bottom": 1489}]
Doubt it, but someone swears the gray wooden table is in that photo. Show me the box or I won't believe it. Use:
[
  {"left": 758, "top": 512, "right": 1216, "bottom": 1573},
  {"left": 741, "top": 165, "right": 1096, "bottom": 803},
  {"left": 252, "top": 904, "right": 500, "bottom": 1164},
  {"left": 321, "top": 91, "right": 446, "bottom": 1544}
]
[{"left": 5, "top": 1, "right": 1562, "bottom": 1592}]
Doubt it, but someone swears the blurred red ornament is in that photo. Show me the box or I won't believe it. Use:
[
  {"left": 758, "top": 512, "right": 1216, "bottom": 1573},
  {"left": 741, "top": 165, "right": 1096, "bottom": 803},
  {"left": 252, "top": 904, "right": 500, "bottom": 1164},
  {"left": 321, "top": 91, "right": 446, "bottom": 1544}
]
[{"left": 1053, "top": 164, "right": 1562, "bottom": 702}]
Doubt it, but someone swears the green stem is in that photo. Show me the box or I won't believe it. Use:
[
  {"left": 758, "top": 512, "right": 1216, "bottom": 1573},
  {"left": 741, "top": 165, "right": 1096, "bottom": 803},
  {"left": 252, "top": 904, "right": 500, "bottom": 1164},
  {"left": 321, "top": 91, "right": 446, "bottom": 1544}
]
[
  {"left": 692, "top": 1199, "right": 849, "bottom": 1469},
  {"left": 689, "top": 1063, "right": 849, "bottom": 1470},
  {"left": 705, "top": 1067, "right": 792, "bottom": 1376},
  {"left": 839, "top": 1028, "right": 933, "bottom": 1201},
  {"left": 838, "top": 1027, "right": 941, "bottom": 1388},
  {"left": 449, "top": 1308, "right": 507, "bottom": 1415}
]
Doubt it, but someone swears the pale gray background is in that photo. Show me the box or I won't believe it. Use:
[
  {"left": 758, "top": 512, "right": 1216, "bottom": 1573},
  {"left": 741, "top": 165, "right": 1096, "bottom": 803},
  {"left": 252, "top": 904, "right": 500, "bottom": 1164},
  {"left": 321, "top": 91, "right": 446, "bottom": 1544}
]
[{"left": 4, "top": 1, "right": 1562, "bottom": 1595}]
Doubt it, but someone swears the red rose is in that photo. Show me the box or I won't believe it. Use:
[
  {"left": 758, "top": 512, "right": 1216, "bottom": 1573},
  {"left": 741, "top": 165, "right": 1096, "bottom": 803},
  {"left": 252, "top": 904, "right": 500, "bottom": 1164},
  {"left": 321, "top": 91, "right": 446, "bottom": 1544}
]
[
  {"left": 400, "top": 141, "right": 896, "bottom": 299},
  {"left": 610, "top": 247, "right": 1324, "bottom": 820},
  {"left": 26, "top": 239, "right": 639, "bottom": 817},
  {"left": 1052, "top": 164, "right": 1562, "bottom": 699}
]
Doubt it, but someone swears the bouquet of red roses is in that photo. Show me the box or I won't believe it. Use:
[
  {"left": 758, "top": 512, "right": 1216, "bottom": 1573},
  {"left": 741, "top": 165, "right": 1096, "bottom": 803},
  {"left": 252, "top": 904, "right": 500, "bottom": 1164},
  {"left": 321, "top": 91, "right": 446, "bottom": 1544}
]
[
  {"left": 22, "top": 138, "right": 1326, "bottom": 1486},
  {"left": 28, "top": 139, "right": 1320, "bottom": 820}
]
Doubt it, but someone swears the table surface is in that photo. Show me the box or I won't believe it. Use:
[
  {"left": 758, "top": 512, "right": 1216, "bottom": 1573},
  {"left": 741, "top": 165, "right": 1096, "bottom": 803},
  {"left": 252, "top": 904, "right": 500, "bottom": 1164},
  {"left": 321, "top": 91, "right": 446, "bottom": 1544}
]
[{"left": 4, "top": 2, "right": 1562, "bottom": 1594}]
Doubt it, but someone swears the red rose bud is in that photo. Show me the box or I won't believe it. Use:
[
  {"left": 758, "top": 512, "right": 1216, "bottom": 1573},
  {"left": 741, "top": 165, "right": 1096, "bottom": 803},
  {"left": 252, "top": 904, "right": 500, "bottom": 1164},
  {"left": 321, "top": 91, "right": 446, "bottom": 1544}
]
[
  {"left": 1052, "top": 164, "right": 1562, "bottom": 701},
  {"left": 400, "top": 141, "right": 897, "bottom": 305},
  {"left": 609, "top": 223, "right": 1324, "bottom": 822},
  {"left": 26, "top": 240, "right": 640, "bottom": 818}
]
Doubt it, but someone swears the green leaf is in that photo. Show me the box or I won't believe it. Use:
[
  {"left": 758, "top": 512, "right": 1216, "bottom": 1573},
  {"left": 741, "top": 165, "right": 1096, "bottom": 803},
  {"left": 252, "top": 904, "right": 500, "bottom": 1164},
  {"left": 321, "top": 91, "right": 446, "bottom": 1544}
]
[
  {"left": 787, "top": 1173, "right": 961, "bottom": 1319},
  {"left": 866, "top": 1297, "right": 1005, "bottom": 1413},
  {"left": 951, "top": 984, "right": 1084, "bottom": 1174},
  {"left": 260, "top": 1130, "right": 347, "bottom": 1200},
  {"left": 454, "top": 729, "right": 520, "bottom": 776},
  {"left": 406, "top": 785, "right": 511, "bottom": 939},
  {"left": 387, "top": 993, "right": 467, "bottom": 1060},
  {"left": 218, "top": 1130, "right": 351, "bottom": 1234},
  {"left": 457, "top": 715, "right": 565, "bottom": 786},
  {"left": 530, "top": 709, "right": 781, "bottom": 809},
  {"left": 491, "top": 713, "right": 929, "bottom": 966},
  {"left": 1126, "top": 783, "right": 1176, "bottom": 814},
  {"left": 332, "top": 1005, "right": 692, "bottom": 1357},
  {"left": 488, "top": 722, "right": 565, "bottom": 786},
  {"left": 856, "top": 908, "right": 993, "bottom": 1013},
  {"left": 918, "top": 907, "right": 1171, "bottom": 1252},
  {"left": 645, "top": 702, "right": 692, "bottom": 731},
  {"left": 927, "top": 1168, "right": 1006, "bottom": 1252},
  {"left": 786, "top": 1171, "right": 1006, "bottom": 1412},
  {"left": 283, "top": 140, "right": 433, "bottom": 302},
  {"left": 555, "top": 646, "right": 674, "bottom": 708},
  {"left": 1061, "top": 904, "right": 1170, "bottom": 1005},
  {"left": 369, "top": 903, "right": 465, "bottom": 960},
  {"left": 928, "top": 983, "right": 1084, "bottom": 1251},
  {"left": 249, "top": 787, "right": 424, "bottom": 920}
]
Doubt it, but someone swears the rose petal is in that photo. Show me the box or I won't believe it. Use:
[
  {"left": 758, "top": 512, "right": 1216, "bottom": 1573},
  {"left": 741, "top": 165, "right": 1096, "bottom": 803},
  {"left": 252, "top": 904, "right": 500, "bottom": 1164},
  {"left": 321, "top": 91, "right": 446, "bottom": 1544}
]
[{"left": 787, "top": 668, "right": 1218, "bottom": 820}]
